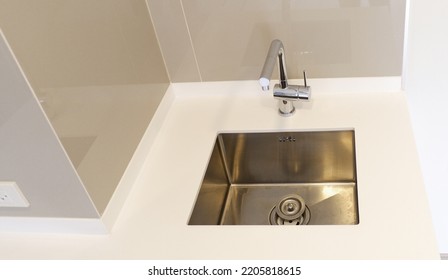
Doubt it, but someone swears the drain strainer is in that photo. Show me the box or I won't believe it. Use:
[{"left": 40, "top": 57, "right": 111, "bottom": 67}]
[{"left": 269, "top": 194, "right": 310, "bottom": 225}]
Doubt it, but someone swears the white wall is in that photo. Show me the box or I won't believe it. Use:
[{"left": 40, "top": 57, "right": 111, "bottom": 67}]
[{"left": 405, "top": 0, "right": 448, "bottom": 253}]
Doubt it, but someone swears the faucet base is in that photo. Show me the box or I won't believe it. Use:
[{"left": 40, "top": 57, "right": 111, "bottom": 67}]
[{"left": 278, "top": 99, "right": 295, "bottom": 116}]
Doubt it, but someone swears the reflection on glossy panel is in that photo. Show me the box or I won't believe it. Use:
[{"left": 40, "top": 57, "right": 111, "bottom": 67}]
[
  {"left": 0, "top": 31, "right": 99, "bottom": 219},
  {"left": 0, "top": 0, "right": 170, "bottom": 215},
  {"left": 41, "top": 84, "right": 167, "bottom": 214}
]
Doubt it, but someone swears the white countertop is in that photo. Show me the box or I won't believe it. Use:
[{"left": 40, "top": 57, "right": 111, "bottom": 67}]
[{"left": 0, "top": 78, "right": 440, "bottom": 259}]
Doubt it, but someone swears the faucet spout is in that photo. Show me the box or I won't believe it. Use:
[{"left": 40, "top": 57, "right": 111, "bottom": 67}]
[
  {"left": 259, "top": 39, "right": 288, "bottom": 91},
  {"left": 259, "top": 39, "right": 311, "bottom": 116}
]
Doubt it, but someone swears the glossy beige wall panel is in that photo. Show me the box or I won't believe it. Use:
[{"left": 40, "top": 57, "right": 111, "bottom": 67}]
[
  {"left": 0, "top": 0, "right": 169, "bottom": 215},
  {"left": 146, "top": 0, "right": 201, "bottom": 82},
  {"left": 151, "top": 0, "right": 405, "bottom": 81},
  {"left": 0, "top": 0, "right": 169, "bottom": 89}
]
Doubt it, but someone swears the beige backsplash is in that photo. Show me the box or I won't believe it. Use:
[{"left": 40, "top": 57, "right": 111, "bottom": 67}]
[
  {"left": 0, "top": 0, "right": 169, "bottom": 91},
  {"left": 147, "top": 0, "right": 406, "bottom": 82}
]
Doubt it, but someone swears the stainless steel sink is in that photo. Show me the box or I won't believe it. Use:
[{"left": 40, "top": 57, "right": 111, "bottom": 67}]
[{"left": 188, "top": 130, "right": 359, "bottom": 225}]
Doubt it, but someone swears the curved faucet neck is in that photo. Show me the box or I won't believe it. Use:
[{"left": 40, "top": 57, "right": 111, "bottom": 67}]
[{"left": 259, "top": 39, "right": 288, "bottom": 91}]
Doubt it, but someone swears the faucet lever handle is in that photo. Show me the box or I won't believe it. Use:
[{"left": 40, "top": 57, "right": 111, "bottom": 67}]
[
  {"left": 297, "top": 70, "right": 311, "bottom": 100},
  {"left": 303, "top": 70, "right": 308, "bottom": 87}
]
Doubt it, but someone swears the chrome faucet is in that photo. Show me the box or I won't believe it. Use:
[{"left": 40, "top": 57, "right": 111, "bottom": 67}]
[{"left": 259, "top": 39, "right": 311, "bottom": 116}]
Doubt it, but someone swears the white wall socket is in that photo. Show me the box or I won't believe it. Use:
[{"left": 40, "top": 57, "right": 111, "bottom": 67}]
[{"left": 0, "top": 181, "right": 30, "bottom": 207}]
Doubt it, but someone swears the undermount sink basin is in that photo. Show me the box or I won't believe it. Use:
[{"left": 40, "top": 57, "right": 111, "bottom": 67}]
[{"left": 188, "top": 130, "right": 359, "bottom": 226}]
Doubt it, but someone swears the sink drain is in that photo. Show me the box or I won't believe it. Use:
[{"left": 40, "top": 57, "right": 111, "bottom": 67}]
[{"left": 269, "top": 194, "right": 310, "bottom": 225}]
